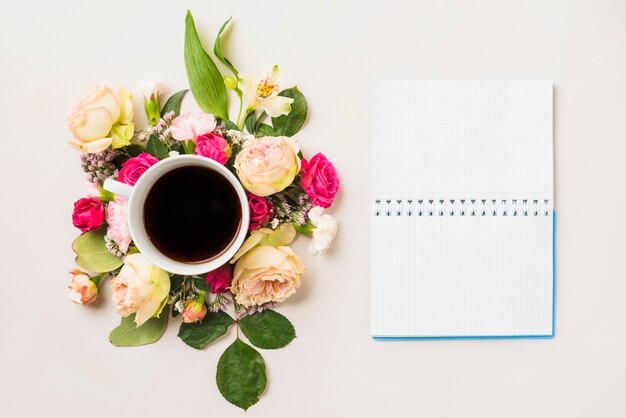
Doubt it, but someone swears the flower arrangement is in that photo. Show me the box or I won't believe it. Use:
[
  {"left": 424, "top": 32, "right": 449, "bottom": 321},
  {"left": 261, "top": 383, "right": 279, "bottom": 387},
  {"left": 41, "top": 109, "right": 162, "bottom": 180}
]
[{"left": 66, "top": 11, "right": 339, "bottom": 410}]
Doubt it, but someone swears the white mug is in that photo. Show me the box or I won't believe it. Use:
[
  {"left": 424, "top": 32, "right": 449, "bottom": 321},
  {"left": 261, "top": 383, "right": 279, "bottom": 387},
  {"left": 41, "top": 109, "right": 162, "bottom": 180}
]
[{"left": 103, "top": 154, "right": 250, "bottom": 275}]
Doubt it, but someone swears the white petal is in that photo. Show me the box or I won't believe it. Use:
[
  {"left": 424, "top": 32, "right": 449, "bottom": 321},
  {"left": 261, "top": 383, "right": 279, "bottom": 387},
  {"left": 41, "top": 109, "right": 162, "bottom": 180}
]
[
  {"left": 69, "top": 137, "right": 113, "bottom": 153},
  {"left": 262, "top": 95, "right": 294, "bottom": 117}
]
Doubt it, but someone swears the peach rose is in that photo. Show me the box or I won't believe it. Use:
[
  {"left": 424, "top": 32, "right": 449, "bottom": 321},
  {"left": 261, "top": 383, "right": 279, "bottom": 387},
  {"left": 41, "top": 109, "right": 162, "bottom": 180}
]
[
  {"left": 68, "top": 270, "right": 98, "bottom": 305},
  {"left": 111, "top": 253, "right": 170, "bottom": 326},
  {"left": 67, "top": 85, "right": 121, "bottom": 153},
  {"left": 181, "top": 295, "right": 207, "bottom": 323},
  {"left": 234, "top": 136, "right": 300, "bottom": 196},
  {"left": 231, "top": 245, "right": 304, "bottom": 307}
]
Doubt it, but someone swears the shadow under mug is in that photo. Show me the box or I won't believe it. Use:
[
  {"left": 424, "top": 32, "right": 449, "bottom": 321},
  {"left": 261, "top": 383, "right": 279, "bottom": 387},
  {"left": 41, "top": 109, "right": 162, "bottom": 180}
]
[{"left": 103, "top": 154, "right": 250, "bottom": 275}]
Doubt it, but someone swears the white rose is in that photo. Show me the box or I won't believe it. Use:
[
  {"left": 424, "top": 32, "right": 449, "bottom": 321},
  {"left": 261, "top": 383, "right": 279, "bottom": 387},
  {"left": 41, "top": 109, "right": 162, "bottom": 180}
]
[
  {"left": 66, "top": 85, "right": 121, "bottom": 153},
  {"left": 307, "top": 206, "right": 338, "bottom": 255}
]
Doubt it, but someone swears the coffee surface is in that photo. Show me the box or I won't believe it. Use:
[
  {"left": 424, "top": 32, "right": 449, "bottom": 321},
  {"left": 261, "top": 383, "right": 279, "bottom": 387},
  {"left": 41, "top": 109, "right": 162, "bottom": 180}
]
[{"left": 143, "top": 165, "right": 241, "bottom": 263}]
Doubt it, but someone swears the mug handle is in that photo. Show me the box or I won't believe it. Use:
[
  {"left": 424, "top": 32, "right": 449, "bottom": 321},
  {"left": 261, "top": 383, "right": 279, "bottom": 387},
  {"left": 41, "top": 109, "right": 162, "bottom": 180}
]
[{"left": 103, "top": 178, "right": 133, "bottom": 197}]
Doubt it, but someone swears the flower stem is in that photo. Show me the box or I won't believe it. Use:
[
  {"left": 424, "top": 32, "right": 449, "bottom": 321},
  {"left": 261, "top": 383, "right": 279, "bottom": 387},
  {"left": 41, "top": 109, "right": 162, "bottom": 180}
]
[{"left": 235, "top": 91, "right": 244, "bottom": 127}]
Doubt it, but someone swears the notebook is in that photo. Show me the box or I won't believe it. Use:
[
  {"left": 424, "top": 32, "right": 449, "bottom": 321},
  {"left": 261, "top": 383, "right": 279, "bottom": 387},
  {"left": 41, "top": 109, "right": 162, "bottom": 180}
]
[{"left": 370, "top": 81, "right": 554, "bottom": 340}]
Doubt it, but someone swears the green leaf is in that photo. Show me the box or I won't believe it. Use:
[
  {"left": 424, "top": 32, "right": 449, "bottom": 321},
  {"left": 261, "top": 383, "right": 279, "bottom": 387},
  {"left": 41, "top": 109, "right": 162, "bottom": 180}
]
[
  {"left": 181, "top": 140, "right": 196, "bottom": 155},
  {"left": 170, "top": 275, "right": 185, "bottom": 294},
  {"left": 125, "top": 144, "right": 144, "bottom": 157},
  {"left": 271, "top": 87, "right": 307, "bottom": 137},
  {"left": 213, "top": 17, "right": 238, "bottom": 77},
  {"left": 184, "top": 11, "right": 228, "bottom": 121},
  {"left": 109, "top": 309, "right": 169, "bottom": 347},
  {"left": 193, "top": 276, "right": 211, "bottom": 292},
  {"left": 146, "top": 135, "right": 169, "bottom": 160},
  {"left": 223, "top": 120, "right": 239, "bottom": 131},
  {"left": 256, "top": 124, "right": 276, "bottom": 137},
  {"left": 178, "top": 310, "right": 234, "bottom": 349},
  {"left": 72, "top": 228, "right": 123, "bottom": 273},
  {"left": 239, "top": 310, "right": 296, "bottom": 349},
  {"left": 216, "top": 338, "right": 266, "bottom": 410},
  {"left": 161, "top": 89, "right": 188, "bottom": 117},
  {"left": 244, "top": 111, "right": 256, "bottom": 134}
]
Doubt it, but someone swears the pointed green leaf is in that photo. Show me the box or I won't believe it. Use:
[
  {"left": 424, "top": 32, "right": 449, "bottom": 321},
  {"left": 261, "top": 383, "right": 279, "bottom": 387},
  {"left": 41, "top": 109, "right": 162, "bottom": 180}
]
[
  {"left": 216, "top": 338, "right": 266, "bottom": 410},
  {"left": 146, "top": 135, "right": 169, "bottom": 160},
  {"left": 161, "top": 89, "right": 188, "bottom": 117},
  {"left": 271, "top": 87, "right": 307, "bottom": 137},
  {"left": 184, "top": 11, "right": 228, "bottom": 120},
  {"left": 109, "top": 309, "right": 169, "bottom": 347},
  {"left": 244, "top": 111, "right": 256, "bottom": 134},
  {"left": 178, "top": 310, "right": 234, "bottom": 349},
  {"left": 213, "top": 17, "right": 238, "bottom": 77},
  {"left": 72, "top": 228, "right": 123, "bottom": 273},
  {"left": 239, "top": 310, "right": 296, "bottom": 349},
  {"left": 223, "top": 120, "right": 239, "bottom": 131},
  {"left": 256, "top": 123, "right": 276, "bottom": 137}
]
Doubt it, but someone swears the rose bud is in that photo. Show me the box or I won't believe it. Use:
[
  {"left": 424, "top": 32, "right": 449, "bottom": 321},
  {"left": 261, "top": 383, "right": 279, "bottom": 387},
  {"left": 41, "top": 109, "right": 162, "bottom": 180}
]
[
  {"left": 68, "top": 270, "right": 99, "bottom": 305},
  {"left": 206, "top": 265, "right": 232, "bottom": 294},
  {"left": 247, "top": 193, "right": 274, "bottom": 231},
  {"left": 182, "top": 293, "right": 207, "bottom": 323},
  {"left": 72, "top": 197, "right": 105, "bottom": 233}
]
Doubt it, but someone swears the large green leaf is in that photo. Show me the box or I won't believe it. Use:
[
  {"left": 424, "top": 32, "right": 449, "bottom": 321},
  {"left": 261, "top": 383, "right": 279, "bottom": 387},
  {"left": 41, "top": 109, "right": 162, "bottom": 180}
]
[
  {"left": 216, "top": 338, "right": 266, "bottom": 410},
  {"left": 72, "top": 228, "right": 123, "bottom": 273},
  {"left": 239, "top": 310, "right": 296, "bottom": 349},
  {"left": 109, "top": 310, "right": 169, "bottom": 347},
  {"left": 178, "top": 310, "right": 234, "bottom": 349},
  {"left": 161, "top": 89, "right": 188, "bottom": 117},
  {"left": 146, "top": 135, "right": 169, "bottom": 160},
  {"left": 271, "top": 87, "right": 307, "bottom": 137},
  {"left": 184, "top": 11, "right": 228, "bottom": 121},
  {"left": 213, "top": 17, "right": 238, "bottom": 77}
]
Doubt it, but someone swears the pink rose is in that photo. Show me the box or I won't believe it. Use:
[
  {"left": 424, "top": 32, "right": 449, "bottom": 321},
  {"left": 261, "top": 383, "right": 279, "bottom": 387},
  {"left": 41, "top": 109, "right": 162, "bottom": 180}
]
[
  {"left": 182, "top": 298, "right": 207, "bottom": 323},
  {"left": 106, "top": 197, "right": 132, "bottom": 254},
  {"left": 300, "top": 153, "right": 339, "bottom": 208},
  {"left": 72, "top": 197, "right": 105, "bottom": 233},
  {"left": 247, "top": 193, "right": 274, "bottom": 231},
  {"left": 68, "top": 270, "right": 98, "bottom": 305},
  {"left": 170, "top": 112, "right": 216, "bottom": 142},
  {"left": 195, "top": 133, "right": 232, "bottom": 165},
  {"left": 118, "top": 153, "right": 159, "bottom": 186},
  {"left": 206, "top": 265, "right": 232, "bottom": 294}
]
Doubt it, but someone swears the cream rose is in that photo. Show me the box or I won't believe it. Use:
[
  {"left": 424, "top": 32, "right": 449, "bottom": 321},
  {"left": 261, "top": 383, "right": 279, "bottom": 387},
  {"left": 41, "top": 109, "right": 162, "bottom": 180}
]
[
  {"left": 231, "top": 245, "right": 304, "bottom": 307},
  {"left": 111, "top": 253, "right": 170, "bottom": 326},
  {"left": 67, "top": 85, "right": 121, "bottom": 153},
  {"left": 234, "top": 136, "right": 300, "bottom": 196}
]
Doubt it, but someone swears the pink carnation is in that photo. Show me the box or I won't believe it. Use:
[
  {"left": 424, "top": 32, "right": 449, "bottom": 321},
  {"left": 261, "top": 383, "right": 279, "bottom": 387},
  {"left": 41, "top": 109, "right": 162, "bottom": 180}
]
[
  {"left": 195, "top": 133, "right": 231, "bottom": 165},
  {"left": 118, "top": 153, "right": 159, "bottom": 186},
  {"left": 206, "top": 264, "right": 232, "bottom": 294},
  {"left": 72, "top": 197, "right": 105, "bottom": 233},
  {"left": 170, "top": 112, "right": 216, "bottom": 142},
  {"left": 106, "top": 197, "right": 132, "bottom": 254},
  {"left": 247, "top": 193, "right": 274, "bottom": 231},
  {"left": 300, "top": 153, "right": 339, "bottom": 208}
]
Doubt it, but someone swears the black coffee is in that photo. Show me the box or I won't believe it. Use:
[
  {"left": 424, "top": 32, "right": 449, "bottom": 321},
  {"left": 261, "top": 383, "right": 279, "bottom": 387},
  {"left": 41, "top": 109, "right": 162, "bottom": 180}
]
[{"left": 143, "top": 165, "right": 242, "bottom": 263}]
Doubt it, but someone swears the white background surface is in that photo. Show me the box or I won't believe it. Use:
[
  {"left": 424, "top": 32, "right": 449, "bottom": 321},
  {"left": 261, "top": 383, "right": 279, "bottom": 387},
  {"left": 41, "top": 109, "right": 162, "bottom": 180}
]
[{"left": 1, "top": 0, "right": 625, "bottom": 417}]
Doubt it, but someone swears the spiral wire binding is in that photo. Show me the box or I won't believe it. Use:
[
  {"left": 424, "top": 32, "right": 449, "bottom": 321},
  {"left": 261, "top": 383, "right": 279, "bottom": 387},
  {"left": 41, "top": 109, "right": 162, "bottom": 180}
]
[{"left": 373, "top": 199, "right": 552, "bottom": 217}]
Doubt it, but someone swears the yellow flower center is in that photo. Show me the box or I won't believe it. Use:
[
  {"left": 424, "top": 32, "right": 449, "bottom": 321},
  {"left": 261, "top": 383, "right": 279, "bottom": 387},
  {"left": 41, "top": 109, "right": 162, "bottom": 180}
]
[{"left": 256, "top": 80, "right": 277, "bottom": 99}]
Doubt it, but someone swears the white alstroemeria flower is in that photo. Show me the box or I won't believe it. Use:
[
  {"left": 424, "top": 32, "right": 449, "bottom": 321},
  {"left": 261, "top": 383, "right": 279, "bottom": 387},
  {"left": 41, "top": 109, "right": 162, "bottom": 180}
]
[
  {"left": 238, "top": 65, "right": 294, "bottom": 117},
  {"left": 307, "top": 206, "right": 338, "bottom": 255},
  {"left": 138, "top": 81, "right": 162, "bottom": 100}
]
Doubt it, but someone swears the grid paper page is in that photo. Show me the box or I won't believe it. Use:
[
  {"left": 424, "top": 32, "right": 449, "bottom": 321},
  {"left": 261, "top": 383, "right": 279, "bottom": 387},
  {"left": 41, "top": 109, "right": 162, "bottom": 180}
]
[{"left": 370, "top": 81, "right": 554, "bottom": 338}]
